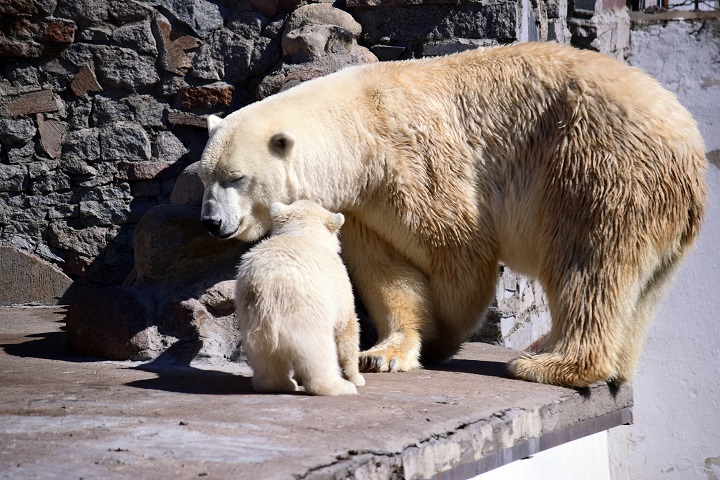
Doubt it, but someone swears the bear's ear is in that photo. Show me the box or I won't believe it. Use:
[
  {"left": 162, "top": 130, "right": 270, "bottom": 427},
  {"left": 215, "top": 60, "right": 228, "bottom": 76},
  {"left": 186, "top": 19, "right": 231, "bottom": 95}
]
[
  {"left": 269, "top": 202, "right": 287, "bottom": 221},
  {"left": 269, "top": 131, "right": 294, "bottom": 158},
  {"left": 207, "top": 114, "right": 223, "bottom": 134},
  {"left": 326, "top": 212, "right": 345, "bottom": 233}
]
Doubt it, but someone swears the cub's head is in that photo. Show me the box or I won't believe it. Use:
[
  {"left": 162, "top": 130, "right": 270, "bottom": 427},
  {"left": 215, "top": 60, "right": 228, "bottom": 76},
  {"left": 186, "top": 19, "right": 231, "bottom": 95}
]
[
  {"left": 269, "top": 200, "right": 345, "bottom": 238},
  {"left": 198, "top": 113, "right": 296, "bottom": 242}
]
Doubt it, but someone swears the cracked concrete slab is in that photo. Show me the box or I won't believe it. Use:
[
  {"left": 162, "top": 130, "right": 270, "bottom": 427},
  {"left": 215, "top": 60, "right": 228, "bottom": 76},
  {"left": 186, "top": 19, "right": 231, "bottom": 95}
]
[{"left": 0, "top": 307, "right": 631, "bottom": 479}]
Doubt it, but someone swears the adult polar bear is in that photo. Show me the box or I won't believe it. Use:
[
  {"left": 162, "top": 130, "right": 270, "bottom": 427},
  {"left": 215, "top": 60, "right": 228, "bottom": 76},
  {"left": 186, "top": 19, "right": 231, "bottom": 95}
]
[{"left": 198, "top": 42, "right": 707, "bottom": 387}]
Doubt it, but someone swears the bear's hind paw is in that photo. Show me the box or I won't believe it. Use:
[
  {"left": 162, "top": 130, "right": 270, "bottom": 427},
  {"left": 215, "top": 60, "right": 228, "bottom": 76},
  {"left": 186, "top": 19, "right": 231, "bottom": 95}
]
[{"left": 508, "top": 353, "right": 614, "bottom": 388}]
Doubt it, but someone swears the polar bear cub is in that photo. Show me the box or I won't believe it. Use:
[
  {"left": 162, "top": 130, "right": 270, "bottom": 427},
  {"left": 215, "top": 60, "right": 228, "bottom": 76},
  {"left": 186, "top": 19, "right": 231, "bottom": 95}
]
[{"left": 235, "top": 200, "right": 365, "bottom": 395}]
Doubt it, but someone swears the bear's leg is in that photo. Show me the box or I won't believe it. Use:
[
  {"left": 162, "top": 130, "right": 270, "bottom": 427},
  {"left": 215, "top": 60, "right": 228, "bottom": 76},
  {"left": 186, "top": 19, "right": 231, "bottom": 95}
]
[
  {"left": 246, "top": 343, "right": 298, "bottom": 393},
  {"left": 612, "top": 257, "right": 681, "bottom": 384},
  {"left": 508, "top": 264, "right": 630, "bottom": 388},
  {"left": 335, "top": 310, "right": 365, "bottom": 387},
  {"left": 291, "top": 331, "right": 358, "bottom": 396},
  {"left": 341, "top": 214, "right": 433, "bottom": 373},
  {"left": 422, "top": 262, "right": 499, "bottom": 363}
]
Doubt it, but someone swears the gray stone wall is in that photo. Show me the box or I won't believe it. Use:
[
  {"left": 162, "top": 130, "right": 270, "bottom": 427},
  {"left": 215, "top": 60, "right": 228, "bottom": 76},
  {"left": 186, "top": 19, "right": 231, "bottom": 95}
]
[
  {"left": 0, "top": 0, "right": 571, "bottom": 298},
  {"left": 568, "top": 0, "right": 631, "bottom": 59},
  {"left": 1, "top": 0, "right": 630, "bottom": 362},
  {"left": 0, "top": 0, "right": 291, "bottom": 289}
]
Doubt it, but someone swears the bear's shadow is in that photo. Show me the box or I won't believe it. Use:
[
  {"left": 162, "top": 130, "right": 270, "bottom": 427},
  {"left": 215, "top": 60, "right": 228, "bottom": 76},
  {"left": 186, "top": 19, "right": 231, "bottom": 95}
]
[
  {"left": 424, "top": 357, "right": 513, "bottom": 379},
  {"left": 122, "top": 341, "right": 259, "bottom": 395},
  {"left": 423, "top": 356, "right": 617, "bottom": 399},
  {"left": 124, "top": 363, "right": 257, "bottom": 395},
  {"left": 0, "top": 319, "right": 258, "bottom": 396}
]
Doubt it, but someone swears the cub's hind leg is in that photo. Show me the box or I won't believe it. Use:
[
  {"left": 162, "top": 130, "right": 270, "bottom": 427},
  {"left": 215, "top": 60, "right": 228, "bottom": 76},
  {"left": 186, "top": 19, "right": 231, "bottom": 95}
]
[
  {"left": 245, "top": 343, "right": 298, "bottom": 393},
  {"left": 335, "top": 309, "right": 365, "bottom": 387},
  {"left": 290, "top": 322, "right": 357, "bottom": 396}
]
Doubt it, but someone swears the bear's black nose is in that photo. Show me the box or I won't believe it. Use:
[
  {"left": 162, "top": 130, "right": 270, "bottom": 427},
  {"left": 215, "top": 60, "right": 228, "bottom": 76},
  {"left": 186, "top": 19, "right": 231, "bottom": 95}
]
[{"left": 202, "top": 217, "right": 223, "bottom": 236}]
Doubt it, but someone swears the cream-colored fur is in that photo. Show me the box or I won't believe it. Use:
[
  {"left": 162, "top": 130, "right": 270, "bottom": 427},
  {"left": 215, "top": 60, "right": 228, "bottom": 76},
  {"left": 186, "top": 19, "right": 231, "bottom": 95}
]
[
  {"left": 203, "top": 42, "right": 707, "bottom": 388},
  {"left": 235, "top": 200, "right": 364, "bottom": 395}
]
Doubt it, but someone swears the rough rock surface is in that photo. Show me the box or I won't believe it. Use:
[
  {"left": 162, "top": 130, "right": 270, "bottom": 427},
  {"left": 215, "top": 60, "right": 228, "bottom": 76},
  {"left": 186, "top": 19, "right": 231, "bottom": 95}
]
[
  {"left": 0, "top": 246, "right": 74, "bottom": 305},
  {"left": 256, "top": 3, "right": 378, "bottom": 99},
  {"left": 0, "top": 0, "right": 611, "bottom": 363},
  {"left": 67, "top": 201, "right": 247, "bottom": 362}
]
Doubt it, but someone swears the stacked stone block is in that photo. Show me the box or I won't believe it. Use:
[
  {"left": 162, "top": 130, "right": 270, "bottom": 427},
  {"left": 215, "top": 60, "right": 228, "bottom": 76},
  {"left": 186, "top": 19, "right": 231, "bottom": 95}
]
[
  {"left": 1, "top": 0, "right": 629, "bottom": 362},
  {"left": 568, "top": 0, "right": 631, "bottom": 59},
  {"left": 0, "top": 0, "right": 385, "bottom": 299},
  {"left": 1, "top": 0, "right": 255, "bottom": 290}
]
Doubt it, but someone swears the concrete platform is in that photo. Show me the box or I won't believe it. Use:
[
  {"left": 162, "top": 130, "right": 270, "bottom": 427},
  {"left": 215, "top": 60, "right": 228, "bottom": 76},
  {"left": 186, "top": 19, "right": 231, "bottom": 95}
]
[{"left": 0, "top": 307, "right": 632, "bottom": 479}]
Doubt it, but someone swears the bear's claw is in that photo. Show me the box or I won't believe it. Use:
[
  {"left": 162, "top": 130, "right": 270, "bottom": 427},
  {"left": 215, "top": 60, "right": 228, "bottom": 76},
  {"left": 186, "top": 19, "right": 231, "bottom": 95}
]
[
  {"left": 359, "top": 346, "right": 420, "bottom": 372},
  {"left": 359, "top": 354, "right": 384, "bottom": 371}
]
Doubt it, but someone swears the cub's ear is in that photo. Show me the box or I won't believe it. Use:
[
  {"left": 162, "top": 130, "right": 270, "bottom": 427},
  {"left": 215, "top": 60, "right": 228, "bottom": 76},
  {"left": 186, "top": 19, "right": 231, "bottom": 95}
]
[
  {"left": 207, "top": 114, "right": 223, "bottom": 134},
  {"left": 269, "top": 131, "right": 294, "bottom": 158},
  {"left": 269, "top": 202, "right": 287, "bottom": 220},
  {"left": 326, "top": 212, "right": 345, "bottom": 233}
]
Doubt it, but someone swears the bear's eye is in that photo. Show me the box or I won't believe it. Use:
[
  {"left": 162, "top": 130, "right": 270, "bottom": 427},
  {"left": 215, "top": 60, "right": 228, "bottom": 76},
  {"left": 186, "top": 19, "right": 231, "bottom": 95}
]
[{"left": 221, "top": 175, "right": 246, "bottom": 188}]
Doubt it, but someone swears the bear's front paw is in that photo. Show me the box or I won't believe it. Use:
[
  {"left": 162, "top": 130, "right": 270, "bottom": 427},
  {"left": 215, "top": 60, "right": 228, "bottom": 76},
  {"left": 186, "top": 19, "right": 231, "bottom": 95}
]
[{"left": 359, "top": 346, "right": 421, "bottom": 373}]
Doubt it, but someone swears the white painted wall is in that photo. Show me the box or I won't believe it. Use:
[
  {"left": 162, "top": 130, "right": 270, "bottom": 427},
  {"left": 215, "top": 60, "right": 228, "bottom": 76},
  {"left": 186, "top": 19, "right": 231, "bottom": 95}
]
[
  {"left": 629, "top": 19, "right": 720, "bottom": 152},
  {"left": 608, "top": 162, "right": 720, "bottom": 480},
  {"left": 607, "top": 19, "right": 720, "bottom": 477},
  {"left": 477, "top": 431, "right": 611, "bottom": 480}
]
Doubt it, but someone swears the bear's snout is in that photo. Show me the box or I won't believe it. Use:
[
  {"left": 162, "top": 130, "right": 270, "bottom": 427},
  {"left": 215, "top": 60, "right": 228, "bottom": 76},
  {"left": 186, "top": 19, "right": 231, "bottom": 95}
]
[{"left": 201, "top": 215, "right": 224, "bottom": 237}]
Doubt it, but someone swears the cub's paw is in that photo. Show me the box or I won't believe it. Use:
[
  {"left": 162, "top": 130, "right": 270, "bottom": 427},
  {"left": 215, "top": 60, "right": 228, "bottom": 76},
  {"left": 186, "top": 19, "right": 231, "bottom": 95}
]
[
  {"left": 508, "top": 353, "right": 613, "bottom": 388},
  {"left": 306, "top": 378, "right": 358, "bottom": 396},
  {"left": 345, "top": 371, "right": 365, "bottom": 387},
  {"left": 359, "top": 346, "right": 421, "bottom": 373},
  {"left": 252, "top": 375, "right": 299, "bottom": 394}
]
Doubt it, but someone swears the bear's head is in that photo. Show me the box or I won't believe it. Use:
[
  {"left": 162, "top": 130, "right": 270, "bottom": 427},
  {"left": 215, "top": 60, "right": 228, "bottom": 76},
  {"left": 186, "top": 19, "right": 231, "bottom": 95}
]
[
  {"left": 269, "top": 200, "right": 345, "bottom": 238},
  {"left": 198, "top": 113, "right": 298, "bottom": 242}
]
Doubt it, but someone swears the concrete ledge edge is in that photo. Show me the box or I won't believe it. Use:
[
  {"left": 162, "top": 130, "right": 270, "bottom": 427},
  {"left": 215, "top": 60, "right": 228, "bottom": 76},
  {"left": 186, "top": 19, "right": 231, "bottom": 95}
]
[{"left": 433, "top": 407, "right": 633, "bottom": 480}]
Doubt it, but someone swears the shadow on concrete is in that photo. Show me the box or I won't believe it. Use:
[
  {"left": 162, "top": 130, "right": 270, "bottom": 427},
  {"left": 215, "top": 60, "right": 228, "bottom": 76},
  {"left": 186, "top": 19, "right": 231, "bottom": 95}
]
[
  {"left": 0, "top": 329, "right": 71, "bottom": 361},
  {"left": 424, "top": 349, "right": 622, "bottom": 399},
  {"left": 425, "top": 357, "right": 621, "bottom": 398},
  {"left": 124, "top": 365, "right": 256, "bottom": 396},
  {"left": 0, "top": 309, "right": 83, "bottom": 362},
  {"left": 0, "top": 313, "right": 257, "bottom": 396},
  {"left": 424, "top": 358, "right": 514, "bottom": 379},
  {"left": 123, "top": 340, "right": 257, "bottom": 395}
]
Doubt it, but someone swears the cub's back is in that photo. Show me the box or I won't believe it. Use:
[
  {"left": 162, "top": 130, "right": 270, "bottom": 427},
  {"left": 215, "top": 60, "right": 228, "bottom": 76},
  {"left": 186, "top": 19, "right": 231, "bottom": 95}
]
[{"left": 239, "top": 236, "right": 342, "bottom": 284}]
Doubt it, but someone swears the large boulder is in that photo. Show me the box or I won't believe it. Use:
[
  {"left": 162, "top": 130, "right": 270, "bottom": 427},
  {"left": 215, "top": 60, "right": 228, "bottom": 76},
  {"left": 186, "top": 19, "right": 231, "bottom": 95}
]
[
  {"left": 66, "top": 198, "right": 248, "bottom": 363},
  {"left": 66, "top": 286, "right": 155, "bottom": 360},
  {"left": 132, "top": 204, "right": 245, "bottom": 283},
  {"left": 256, "top": 3, "right": 377, "bottom": 99},
  {"left": 0, "top": 246, "right": 74, "bottom": 305},
  {"left": 170, "top": 161, "right": 204, "bottom": 206}
]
